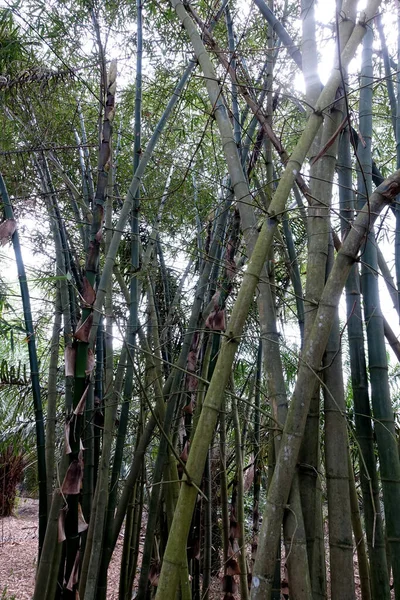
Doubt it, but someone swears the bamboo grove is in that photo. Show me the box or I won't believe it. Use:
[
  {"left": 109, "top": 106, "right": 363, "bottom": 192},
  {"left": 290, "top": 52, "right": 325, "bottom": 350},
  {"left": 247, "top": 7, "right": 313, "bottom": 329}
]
[{"left": 1, "top": 0, "right": 400, "bottom": 599}]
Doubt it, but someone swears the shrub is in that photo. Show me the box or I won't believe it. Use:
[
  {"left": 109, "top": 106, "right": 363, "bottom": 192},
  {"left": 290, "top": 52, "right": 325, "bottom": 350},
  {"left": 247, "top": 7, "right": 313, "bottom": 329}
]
[{"left": 0, "top": 445, "right": 24, "bottom": 516}]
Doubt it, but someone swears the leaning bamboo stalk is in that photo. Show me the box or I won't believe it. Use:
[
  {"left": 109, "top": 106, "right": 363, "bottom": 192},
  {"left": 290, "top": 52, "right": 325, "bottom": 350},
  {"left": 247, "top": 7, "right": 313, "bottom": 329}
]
[
  {"left": 253, "top": 0, "right": 303, "bottom": 69},
  {"left": 0, "top": 173, "right": 48, "bottom": 554},
  {"left": 155, "top": 2, "right": 383, "bottom": 597}
]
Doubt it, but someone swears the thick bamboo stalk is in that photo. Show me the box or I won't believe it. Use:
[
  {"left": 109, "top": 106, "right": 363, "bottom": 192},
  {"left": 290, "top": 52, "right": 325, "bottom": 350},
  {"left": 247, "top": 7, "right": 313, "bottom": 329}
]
[
  {"left": 338, "top": 125, "right": 391, "bottom": 599},
  {"left": 323, "top": 239, "right": 355, "bottom": 599},
  {"left": 358, "top": 26, "right": 400, "bottom": 597}
]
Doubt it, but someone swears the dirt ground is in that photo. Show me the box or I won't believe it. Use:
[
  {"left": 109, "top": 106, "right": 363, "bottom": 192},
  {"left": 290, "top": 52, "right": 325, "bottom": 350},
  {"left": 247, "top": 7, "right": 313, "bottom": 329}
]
[
  {"left": 0, "top": 498, "right": 374, "bottom": 600},
  {"left": 0, "top": 498, "right": 123, "bottom": 600}
]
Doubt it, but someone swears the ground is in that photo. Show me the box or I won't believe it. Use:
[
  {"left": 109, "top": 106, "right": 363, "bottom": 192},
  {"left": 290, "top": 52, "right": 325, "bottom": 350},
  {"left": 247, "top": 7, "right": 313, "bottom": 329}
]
[{"left": 0, "top": 498, "right": 123, "bottom": 600}]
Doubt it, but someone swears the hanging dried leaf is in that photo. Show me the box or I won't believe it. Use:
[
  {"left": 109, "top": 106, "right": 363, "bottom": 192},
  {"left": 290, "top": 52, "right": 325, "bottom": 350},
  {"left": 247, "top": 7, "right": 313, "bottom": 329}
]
[
  {"left": 96, "top": 227, "right": 103, "bottom": 243},
  {"left": 73, "top": 385, "right": 89, "bottom": 415},
  {"left": 66, "top": 550, "right": 80, "bottom": 590},
  {"left": 58, "top": 506, "right": 67, "bottom": 542},
  {"left": 226, "top": 242, "right": 237, "bottom": 279},
  {"left": 77, "top": 503, "right": 88, "bottom": 533},
  {"left": 213, "top": 309, "right": 226, "bottom": 331},
  {"left": 187, "top": 349, "right": 197, "bottom": 373},
  {"left": 205, "top": 290, "right": 226, "bottom": 331},
  {"left": 74, "top": 314, "right": 93, "bottom": 342},
  {"left": 226, "top": 557, "right": 240, "bottom": 576},
  {"left": 85, "top": 348, "right": 95, "bottom": 374},
  {"left": 0, "top": 219, "right": 16, "bottom": 245},
  {"left": 82, "top": 276, "right": 96, "bottom": 305},
  {"left": 183, "top": 398, "right": 194, "bottom": 415},
  {"left": 229, "top": 522, "right": 241, "bottom": 540},
  {"left": 180, "top": 440, "right": 190, "bottom": 462},
  {"left": 64, "top": 421, "right": 72, "bottom": 454},
  {"left": 61, "top": 455, "right": 83, "bottom": 494},
  {"left": 149, "top": 562, "right": 160, "bottom": 586},
  {"left": 65, "top": 346, "right": 76, "bottom": 377}
]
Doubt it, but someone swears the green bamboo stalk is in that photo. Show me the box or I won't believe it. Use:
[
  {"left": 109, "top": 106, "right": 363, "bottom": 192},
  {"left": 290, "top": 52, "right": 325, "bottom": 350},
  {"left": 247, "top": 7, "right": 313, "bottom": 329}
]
[
  {"left": 323, "top": 237, "right": 355, "bottom": 599},
  {"left": 32, "top": 453, "right": 68, "bottom": 600},
  {"left": 0, "top": 172, "right": 48, "bottom": 554},
  {"left": 119, "top": 484, "right": 137, "bottom": 599},
  {"left": 83, "top": 143, "right": 115, "bottom": 600},
  {"left": 225, "top": 6, "right": 241, "bottom": 148},
  {"left": 33, "top": 155, "right": 70, "bottom": 510},
  {"left": 231, "top": 394, "right": 249, "bottom": 600},
  {"left": 266, "top": 436, "right": 280, "bottom": 600},
  {"left": 338, "top": 121, "right": 390, "bottom": 599},
  {"left": 301, "top": 0, "right": 322, "bottom": 110},
  {"left": 79, "top": 347, "right": 126, "bottom": 600},
  {"left": 376, "top": 13, "right": 396, "bottom": 133},
  {"left": 202, "top": 449, "right": 212, "bottom": 600},
  {"left": 147, "top": 280, "right": 191, "bottom": 600},
  {"left": 219, "top": 404, "right": 229, "bottom": 573},
  {"left": 348, "top": 453, "right": 371, "bottom": 600},
  {"left": 396, "top": 6, "right": 400, "bottom": 317},
  {"left": 136, "top": 289, "right": 168, "bottom": 600},
  {"left": 251, "top": 342, "right": 262, "bottom": 572},
  {"left": 126, "top": 468, "right": 144, "bottom": 598},
  {"left": 106, "top": 0, "right": 142, "bottom": 532},
  {"left": 253, "top": 0, "right": 303, "bottom": 69},
  {"left": 299, "top": 3, "right": 351, "bottom": 588},
  {"left": 45, "top": 286, "right": 61, "bottom": 507},
  {"left": 358, "top": 24, "right": 400, "bottom": 597}
]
